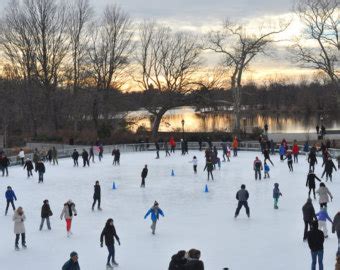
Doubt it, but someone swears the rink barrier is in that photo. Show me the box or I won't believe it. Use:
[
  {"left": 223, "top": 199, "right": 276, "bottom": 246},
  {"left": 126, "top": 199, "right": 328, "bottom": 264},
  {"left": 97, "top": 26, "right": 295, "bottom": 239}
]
[{"left": 4, "top": 141, "right": 340, "bottom": 167}]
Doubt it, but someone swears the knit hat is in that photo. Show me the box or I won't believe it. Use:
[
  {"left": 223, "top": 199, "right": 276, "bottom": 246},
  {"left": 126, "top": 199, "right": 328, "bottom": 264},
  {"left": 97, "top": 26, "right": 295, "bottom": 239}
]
[
  {"left": 154, "top": 201, "right": 159, "bottom": 206},
  {"left": 70, "top": 251, "right": 78, "bottom": 258}
]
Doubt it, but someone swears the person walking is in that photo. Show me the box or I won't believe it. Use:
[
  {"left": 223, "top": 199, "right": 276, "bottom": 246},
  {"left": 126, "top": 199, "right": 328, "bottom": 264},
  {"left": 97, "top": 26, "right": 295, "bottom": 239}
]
[
  {"left": 144, "top": 201, "right": 164, "bottom": 235},
  {"left": 100, "top": 218, "right": 121, "bottom": 268},
  {"left": 82, "top": 149, "right": 89, "bottom": 167},
  {"left": 40, "top": 200, "right": 53, "bottom": 230},
  {"left": 72, "top": 149, "right": 79, "bottom": 167},
  {"left": 273, "top": 183, "right": 283, "bottom": 209},
  {"left": 18, "top": 149, "right": 25, "bottom": 166},
  {"left": 36, "top": 160, "right": 46, "bottom": 183},
  {"left": 92, "top": 181, "right": 101, "bottom": 211},
  {"left": 141, "top": 165, "right": 148, "bottom": 188},
  {"left": 306, "top": 171, "right": 322, "bottom": 199},
  {"left": 52, "top": 146, "right": 58, "bottom": 165},
  {"left": 234, "top": 184, "right": 250, "bottom": 218},
  {"left": 303, "top": 198, "right": 318, "bottom": 241},
  {"left": 13, "top": 207, "right": 26, "bottom": 250},
  {"left": 316, "top": 183, "right": 333, "bottom": 208},
  {"left": 332, "top": 212, "right": 340, "bottom": 254},
  {"left": 5, "top": 186, "right": 17, "bottom": 216},
  {"left": 23, "top": 158, "right": 34, "bottom": 178},
  {"left": 62, "top": 251, "right": 80, "bottom": 270},
  {"left": 253, "top": 157, "right": 263, "bottom": 180},
  {"left": 307, "top": 220, "right": 325, "bottom": 270},
  {"left": 203, "top": 157, "right": 214, "bottom": 181},
  {"left": 316, "top": 207, "right": 333, "bottom": 238},
  {"left": 60, "top": 200, "right": 77, "bottom": 237}
]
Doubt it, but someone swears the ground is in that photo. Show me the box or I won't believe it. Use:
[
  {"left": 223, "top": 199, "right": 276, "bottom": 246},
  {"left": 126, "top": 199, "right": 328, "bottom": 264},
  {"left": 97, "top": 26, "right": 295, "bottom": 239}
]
[{"left": 0, "top": 150, "right": 338, "bottom": 270}]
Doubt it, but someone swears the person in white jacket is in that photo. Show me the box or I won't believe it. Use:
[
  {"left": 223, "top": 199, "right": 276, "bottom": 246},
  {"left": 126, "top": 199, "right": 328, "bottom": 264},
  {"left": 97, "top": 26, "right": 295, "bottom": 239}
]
[
  {"left": 190, "top": 156, "right": 198, "bottom": 174},
  {"left": 18, "top": 149, "right": 25, "bottom": 166},
  {"left": 60, "top": 200, "right": 77, "bottom": 237},
  {"left": 316, "top": 182, "right": 333, "bottom": 208},
  {"left": 13, "top": 207, "right": 26, "bottom": 250}
]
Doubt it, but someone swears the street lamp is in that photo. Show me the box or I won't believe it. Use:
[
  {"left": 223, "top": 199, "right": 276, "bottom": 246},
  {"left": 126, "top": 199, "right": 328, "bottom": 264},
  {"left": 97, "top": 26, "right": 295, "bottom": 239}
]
[
  {"left": 242, "top": 117, "right": 246, "bottom": 135},
  {"left": 181, "top": 119, "right": 185, "bottom": 139}
]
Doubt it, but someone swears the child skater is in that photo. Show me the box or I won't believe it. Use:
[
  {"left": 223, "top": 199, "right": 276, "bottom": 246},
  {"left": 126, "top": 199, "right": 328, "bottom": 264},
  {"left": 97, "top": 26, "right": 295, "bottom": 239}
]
[
  {"left": 273, "top": 183, "right": 282, "bottom": 209},
  {"left": 264, "top": 162, "right": 270, "bottom": 179}
]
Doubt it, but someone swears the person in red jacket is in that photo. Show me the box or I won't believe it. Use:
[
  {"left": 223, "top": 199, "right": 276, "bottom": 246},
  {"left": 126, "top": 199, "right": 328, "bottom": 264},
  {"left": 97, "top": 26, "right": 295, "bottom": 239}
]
[
  {"left": 169, "top": 136, "right": 176, "bottom": 153},
  {"left": 292, "top": 141, "right": 300, "bottom": 163}
]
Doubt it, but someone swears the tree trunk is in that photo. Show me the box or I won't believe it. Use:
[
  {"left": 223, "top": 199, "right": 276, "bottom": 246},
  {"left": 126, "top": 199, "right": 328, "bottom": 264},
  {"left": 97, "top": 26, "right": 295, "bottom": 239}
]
[{"left": 151, "top": 107, "right": 168, "bottom": 138}]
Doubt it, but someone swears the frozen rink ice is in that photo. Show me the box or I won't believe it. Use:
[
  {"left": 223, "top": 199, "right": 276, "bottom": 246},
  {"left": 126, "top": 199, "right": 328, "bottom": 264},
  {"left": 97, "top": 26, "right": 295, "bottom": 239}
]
[{"left": 0, "top": 150, "right": 339, "bottom": 270}]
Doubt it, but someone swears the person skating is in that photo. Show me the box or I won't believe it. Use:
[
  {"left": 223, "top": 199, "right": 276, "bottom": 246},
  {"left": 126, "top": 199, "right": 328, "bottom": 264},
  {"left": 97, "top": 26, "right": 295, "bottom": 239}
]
[
  {"left": 184, "top": 249, "right": 204, "bottom": 270},
  {"left": 168, "top": 250, "right": 187, "bottom": 270},
  {"left": 52, "top": 146, "right": 58, "bottom": 165},
  {"left": 36, "top": 160, "right": 46, "bottom": 183},
  {"left": 306, "top": 171, "right": 322, "bottom": 199},
  {"left": 169, "top": 136, "right": 176, "bottom": 153},
  {"left": 273, "top": 183, "right": 282, "bottom": 209},
  {"left": 60, "top": 200, "right": 77, "bottom": 237},
  {"left": 40, "top": 199, "right": 53, "bottom": 230},
  {"left": 112, "top": 148, "right": 120, "bottom": 165},
  {"left": 316, "top": 125, "right": 320, "bottom": 135},
  {"left": 92, "top": 181, "right": 102, "bottom": 211},
  {"left": 144, "top": 201, "right": 164, "bottom": 235},
  {"left": 264, "top": 162, "right": 270, "bottom": 179},
  {"left": 99, "top": 145, "right": 104, "bottom": 161},
  {"left": 164, "top": 141, "right": 171, "bottom": 157},
  {"left": 18, "top": 149, "right": 25, "bottom": 166},
  {"left": 234, "top": 184, "right": 250, "bottom": 218},
  {"left": 292, "top": 141, "right": 300, "bottom": 163},
  {"left": 316, "top": 182, "right": 333, "bottom": 208},
  {"left": 5, "top": 186, "right": 17, "bottom": 216},
  {"left": 283, "top": 150, "right": 293, "bottom": 172},
  {"left": 263, "top": 148, "right": 274, "bottom": 166},
  {"left": 82, "top": 149, "right": 89, "bottom": 167},
  {"left": 203, "top": 157, "right": 214, "bottom": 181},
  {"left": 155, "top": 141, "right": 160, "bottom": 159},
  {"left": 89, "top": 145, "right": 95, "bottom": 163},
  {"left": 303, "top": 198, "right": 318, "bottom": 241},
  {"left": 232, "top": 136, "right": 238, "bottom": 157},
  {"left": 13, "top": 207, "right": 26, "bottom": 250},
  {"left": 181, "top": 139, "right": 185, "bottom": 155},
  {"left": 33, "top": 149, "right": 40, "bottom": 170},
  {"left": 279, "top": 144, "right": 286, "bottom": 161},
  {"left": 62, "top": 251, "right": 80, "bottom": 270},
  {"left": 72, "top": 149, "right": 79, "bottom": 167},
  {"left": 253, "top": 157, "right": 263, "bottom": 180},
  {"left": 141, "top": 165, "right": 148, "bottom": 188},
  {"left": 321, "top": 157, "right": 337, "bottom": 182},
  {"left": 332, "top": 212, "right": 340, "bottom": 254},
  {"left": 316, "top": 207, "right": 333, "bottom": 238},
  {"left": 23, "top": 158, "right": 34, "bottom": 178},
  {"left": 191, "top": 156, "right": 198, "bottom": 174},
  {"left": 100, "top": 218, "right": 121, "bottom": 268},
  {"left": 307, "top": 220, "right": 325, "bottom": 270},
  {"left": 309, "top": 148, "right": 318, "bottom": 172},
  {"left": 0, "top": 155, "right": 10, "bottom": 177},
  {"left": 47, "top": 148, "right": 52, "bottom": 163}
]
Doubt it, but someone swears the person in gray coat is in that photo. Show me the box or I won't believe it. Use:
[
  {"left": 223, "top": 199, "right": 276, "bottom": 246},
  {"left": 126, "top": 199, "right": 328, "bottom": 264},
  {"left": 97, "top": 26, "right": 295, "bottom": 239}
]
[
  {"left": 234, "top": 184, "right": 250, "bottom": 218},
  {"left": 316, "top": 182, "right": 333, "bottom": 208},
  {"left": 332, "top": 212, "right": 340, "bottom": 254},
  {"left": 13, "top": 206, "right": 26, "bottom": 250}
]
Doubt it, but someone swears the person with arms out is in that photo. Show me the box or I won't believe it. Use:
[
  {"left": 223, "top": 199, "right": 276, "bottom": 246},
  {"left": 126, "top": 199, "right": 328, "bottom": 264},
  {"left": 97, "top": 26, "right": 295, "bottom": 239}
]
[
  {"left": 306, "top": 171, "right": 322, "bottom": 199},
  {"left": 316, "top": 207, "right": 333, "bottom": 238},
  {"left": 100, "top": 218, "right": 121, "bottom": 268},
  {"left": 234, "top": 184, "right": 250, "bottom": 218},
  {"left": 316, "top": 183, "right": 333, "bottom": 208},
  {"left": 60, "top": 200, "right": 77, "bottom": 237},
  {"left": 144, "top": 201, "right": 164, "bottom": 235}
]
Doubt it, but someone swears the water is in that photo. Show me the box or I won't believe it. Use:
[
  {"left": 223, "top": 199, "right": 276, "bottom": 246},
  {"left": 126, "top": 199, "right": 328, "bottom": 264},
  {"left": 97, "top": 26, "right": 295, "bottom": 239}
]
[{"left": 127, "top": 107, "right": 340, "bottom": 133}]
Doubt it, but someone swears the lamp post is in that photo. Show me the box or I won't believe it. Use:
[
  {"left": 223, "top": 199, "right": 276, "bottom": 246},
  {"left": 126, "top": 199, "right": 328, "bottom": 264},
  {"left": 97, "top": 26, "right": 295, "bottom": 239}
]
[
  {"left": 181, "top": 119, "right": 185, "bottom": 139},
  {"left": 242, "top": 117, "right": 246, "bottom": 135}
]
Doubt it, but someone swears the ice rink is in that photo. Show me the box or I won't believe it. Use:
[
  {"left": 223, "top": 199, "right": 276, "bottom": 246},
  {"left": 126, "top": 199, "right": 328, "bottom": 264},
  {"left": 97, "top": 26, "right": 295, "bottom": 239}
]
[{"left": 0, "top": 150, "right": 339, "bottom": 269}]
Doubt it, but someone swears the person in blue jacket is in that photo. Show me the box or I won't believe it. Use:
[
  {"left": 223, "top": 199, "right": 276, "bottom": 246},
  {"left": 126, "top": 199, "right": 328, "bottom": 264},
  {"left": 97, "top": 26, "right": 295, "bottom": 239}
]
[
  {"left": 144, "top": 201, "right": 164, "bottom": 235},
  {"left": 264, "top": 162, "right": 270, "bottom": 179},
  {"left": 273, "top": 183, "right": 282, "bottom": 209},
  {"left": 316, "top": 207, "right": 333, "bottom": 238},
  {"left": 279, "top": 144, "right": 286, "bottom": 161},
  {"left": 5, "top": 186, "right": 17, "bottom": 215}
]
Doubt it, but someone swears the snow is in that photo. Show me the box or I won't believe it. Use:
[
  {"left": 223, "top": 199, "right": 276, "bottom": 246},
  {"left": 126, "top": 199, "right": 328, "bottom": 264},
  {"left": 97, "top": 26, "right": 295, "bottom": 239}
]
[{"left": 0, "top": 150, "right": 339, "bottom": 270}]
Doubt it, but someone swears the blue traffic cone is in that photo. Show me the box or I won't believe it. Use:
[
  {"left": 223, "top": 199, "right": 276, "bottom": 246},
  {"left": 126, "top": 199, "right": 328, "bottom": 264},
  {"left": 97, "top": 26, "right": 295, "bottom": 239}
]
[
  {"left": 204, "top": 184, "right": 209, "bottom": 193},
  {"left": 171, "top": 169, "right": 175, "bottom": 176},
  {"left": 112, "top": 181, "right": 116, "bottom": 190}
]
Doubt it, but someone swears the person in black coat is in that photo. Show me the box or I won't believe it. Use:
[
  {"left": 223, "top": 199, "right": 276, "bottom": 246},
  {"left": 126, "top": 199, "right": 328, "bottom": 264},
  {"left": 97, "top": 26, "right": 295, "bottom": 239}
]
[
  {"left": 307, "top": 220, "right": 325, "bottom": 270},
  {"left": 23, "top": 158, "right": 34, "bottom": 178},
  {"left": 36, "top": 160, "right": 45, "bottom": 183},
  {"left": 89, "top": 146, "right": 95, "bottom": 163},
  {"left": 321, "top": 157, "right": 337, "bottom": 182},
  {"left": 302, "top": 198, "right": 317, "bottom": 241},
  {"left": 308, "top": 150, "right": 318, "bottom": 172},
  {"left": 184, "top": 249, "right": 204, "bottom": 270},
  {"left": 100, "top": 218, "right": 120, "bottom": 268},
  {"left": 40, "top": 199, "right": 53, "bottom": 230},
  {"left": 82, "top": 149, "right": 89, "bottom": 167},
  {"left": 62, "top": 251, "right": 80, "bottom": 270},
  {"left": 168, "top": 250, "right": 187, "bottom": 270},
  {"left": 141, "top": 165, "right": 148, "bottom": 188},
  {"left": 72, "top": 149, "right": 79, "bottom": 167},
  {"left": 155, "top": 142, "right": 160, "bottom": 159},
  {"left": 263, "top": 148, "right": 274, "bottom": 166},
  {"left": 0, "top": 155, "right": 10, "bottom": 177},
  {"left": 92, "top": 181, "right": 101, "bottom": 211},
  {"left": 306, "top": 170, "right": 322, "bottom": 199}
]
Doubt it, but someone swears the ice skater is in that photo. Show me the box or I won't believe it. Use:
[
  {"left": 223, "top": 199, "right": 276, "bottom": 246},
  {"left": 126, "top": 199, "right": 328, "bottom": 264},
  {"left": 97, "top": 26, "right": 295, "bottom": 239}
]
[
  {"left": 191, "top": 156, "right": 198, "bottom": 174},
  {"left": 283, "top": 150, "right": 293, "bottom": 172},
  {"left": 23, "top": 158, "right": 34, "bottom": 178},
  {"left": 155, "top": 141, "right": 160, "bottom": 159},
  {"left": 264, "top": 162, "right": 270, "bottom": 179},
  {"left": 0, "top": 154, "right": 10, "bottom": 176},
  {"left": 279, "top": 144, "right": 286, "bottom": 161},
  {"left": 18, "top": 149, "right": 25, "bottom": 166},
  {"left": 253, "top": 157, "right": 263, "bottom": 180},
  {"left": 292, "top": 141, "right": 299, "bottom": 163},
  {"left": 5, "top": 186, "right": 17, "bottom": 216},
  {"left": 308, "top": 147, "right": 318, "bottom": 172},
  {"left": 232, "top": 136, "right": 238, "bottom": 157},
  {"left": 92, "top": 181, "right": 102, "bottom": 211},
  {"left": 316, "top": 207, "right": 333, "bottom": 238},
  {"left": 316, "top": 182, "right": 333, "bottom": 208},
  {"left": 302, "top": 198, "right": 317, "bottom": 241},
  {"left": 164, "top": 142, "right": 170, "bottom": 157},
  {"left": 52, "top": 146, "right": 58, "bottom": 165},
  {"left": 203, "top": 157, "right": 214, "bottom": 181},
  {"left": 263, "top": 148, "right": 274, "bottom": 166},
  {"left": 60, "top": 200, "right": 77, "bottom": 237},
  {"left": 273, "top": 183, "right": 282, "bottom": 209},
  {"left": 306, "top": 170, "right": 322, "bottom": 199},
  {"left": 332, "top": 212, "right": 340, "bottom": 254},
  {"left": 40, "top": 199, "right": 52, "bottom": 230},
  {"left": 13, "top": 207, "right": 26, "bottom": 250},
  {"left": 306, "top": 220, "right": 324, "bottom": 270},
  {"left": 72, "top": 149, "right": 79, "bottom": 167},
  {"left": 89, "top": 145, "right": 95, "bottom": 163},
  {"left": 100, "top": 218, "right": 121, "bottom": 268},
  {"left": 62, "top": 251, "right": 80, "bottom": 270},
  {"left": 82, "top": 149, "right": 90, "bottom": 167},
  {"left": 36, "top": 160, "right": 46, "bottom": 183},
  {"left": 321, "top": 157, "right": 337, "bottom": 182},
  {"left": 234, "top": 184, "right": 250, "bottom": 218},
  {"left": 141, "top": 165, "right": 148, "bottom": 188},
  {"left": 144, "top": 201, "right": 164, "bottom": 235}
]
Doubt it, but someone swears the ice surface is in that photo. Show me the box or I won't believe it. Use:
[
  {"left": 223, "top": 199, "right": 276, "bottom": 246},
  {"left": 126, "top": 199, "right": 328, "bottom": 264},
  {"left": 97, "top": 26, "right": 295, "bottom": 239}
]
[{"left": 0, "top": 150, "right": 338, "bottom": 270}]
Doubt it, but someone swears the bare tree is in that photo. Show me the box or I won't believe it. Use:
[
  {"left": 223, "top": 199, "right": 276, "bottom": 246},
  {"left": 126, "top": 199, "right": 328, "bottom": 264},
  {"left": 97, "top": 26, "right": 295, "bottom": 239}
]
[
  {"left": 135, "top": 22, "right": 201, "bottom": 137},
  {"left": 293, "top": 0, "right": 339, "bottom": 86},
  {"left": 206, "top": 19, "right": 289, "bottom": 132}
]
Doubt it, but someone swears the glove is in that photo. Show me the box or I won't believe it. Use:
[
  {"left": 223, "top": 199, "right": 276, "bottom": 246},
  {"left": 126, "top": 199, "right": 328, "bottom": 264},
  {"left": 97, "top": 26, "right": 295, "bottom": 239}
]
[
  {"left": 117, "top": 240, "right": 121, "bottom": 246},
  {"left": 74, "top": 214, "right": 77, "bottom": 216},
  {"left": 100, "top": 243, "right": 103, "bottom": 248}
]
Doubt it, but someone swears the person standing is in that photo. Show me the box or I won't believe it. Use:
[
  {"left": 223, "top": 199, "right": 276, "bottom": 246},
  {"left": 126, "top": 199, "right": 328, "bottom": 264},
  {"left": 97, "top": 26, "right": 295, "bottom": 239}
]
[
  {"left": 234, "top": 184, "right": 250, "bottom": 218},
  {"left": 203, "top": 157, "right": 214, "bottom": 181},
  {"left": 72, "top": 149, "right": 79, "bottom": 167},
  {"left": 253, "top": 157, "right": 263, "bottom": 180},
  {"left": 33, "top": 149, "right": 40, "bottom": 171},
  {"left": 60, "top": 200, "right": 77, "bottom": 237},
  {"left": 155, "top": 141, "right": 160, "bottom": 159},
  {"left": 303, "top": 198, "right": 317, "bottom": 241},
  {"left": 332, "top": 212, "right": 340, "bottom": 254},
  {"left": 321, "top": 157, "right": 337, "bottom": 182},
  {"left": 279, "top": 144, "right": 286, "bottom": 161},
  {"left": 5, "top": 186, "right": 17, "bottom": 216},
  {"left": 232, "top": 136, "right": 238, "bottom": 157},
  {"left": 40, "top": 200, "right": 53, "bottom": 230},
  {"left": 264, "top": 162, "right": 270, "bottom": 179},
  {"left": 308, "top": 148, "right": 318, "bottom": 172},
  {"left": 185, "top": 249, "right": 204, "bottom": 270},
  {"left": 316, "top": 125, "right": 320, "bottom": 135},
  {"left": 82, "top": 149, "right": 89, "bottom": 167},
  {"left": 273, "top": 183, "right": 283, "bottom": 209},
  {"left": 89, "top": 146, "right": 95, "bottom": 163},
  {"left": 307, "top": 220, "right": 324, "bottom": 270},
  {"left": 316, "top": 183, "right": 333, "bottom": 208},
  {"left": 316, "top": 207, "right": 333, "bottom": 238},
  {"left": 164, "top": 142, "right": 170, "bottom": 157},
  {"left": 52, "top": 146, "right": 58, "bottom": 165},
  {"left": 283, "top": 150, "right": 293, "bottom": 172},
  {"left": 144, "top": 201, "right": 164, "bottom": 235},
  {"left": 0, "top": 155, "right": 10, "bottom": 177},
  {"left": 141, "top": 165, "right": 148, "bottom": 188},
  {"left": 292, "top": 141, "right": 300, "bottom": 163},
  {"left": 36, "top": 160, "right": 46, "bottom": 183},
  {"left": 169, "top": 136, "right": 176, "bottom": 153},
  {"left": 99, "top": 145, "right": 104, "bottom": 161},
  {"left": 100, "top": 218, "right": 121, "bottom": 268},
  {"left": 18, "top": 149, "right": 25, "bottom": 166},
  {"left": 306, "top": 171, "right": 322, "bottom": 199},
  {"left": 13, "top": 207, "right": 26, "bottom": 250},
  {"left": 23, "top": 158, "right": 34, "bottom": 178},
  {"left": 191, "top": 156, "right": 198, "bottom": 174},
  {"left": 62, "top": 251, "right": 80, "bottom": 270},
  {"left": 92, "top": 181, "right": 101, "bottom": 211}
]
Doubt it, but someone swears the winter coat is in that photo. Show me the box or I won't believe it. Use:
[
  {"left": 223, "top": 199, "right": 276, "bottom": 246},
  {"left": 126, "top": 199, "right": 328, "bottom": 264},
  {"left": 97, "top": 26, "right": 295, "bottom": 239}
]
[
  {"left": 203, "top": 162, "right": 213, "bottom": 172},
  {"left": 18, "top": 150, "right": 25, "bottom": 158},
  {"left": 5, "top": 190, "right": 17, "bottom": 201},
  {"left": 279, "top": 145, "right": 286, "bottom": 156},
  {"left": 316, "top": 186, "right": 333, "bottom": 204},
  {"left": 41, "top": 203, "right": 53, "bottom": 218},
  {"left": 141, "top": 168, "right": 148, "bottom": 178},
  {"left": 24, "top": 160, "right": 34, "bottom": 171},
  {"left": 60, "top": 202, "right": 77, "bottom": 220},
  {"left": 93, "top": 185, "right": 101, "bottom": 199},
  {"left": 236, "top": 189, "right": 249, "bottom": 202},
  {"left": 100, "top": 224, "right": 120, "bottom": 246},
  {"left": 82, "top": 151, "right": 88, "bottom": 160},
  {"left": 335, "top": 256, "right": 340, "bottom": 270},
  {"left": 13, "top": 211, "right": 26, "bottom": 234},
  {"left": 325, "top": 160, "right": 337, "bottom": 173},
  {"left": 307, "top": 227, "right": 324, "bottom": 252},
  {"left": 169, "top": 137, "right": 176, "bottom": 147},
  {"left": 316, "top": 209, "right": 333, "bottom": 223},
  {"left": 33, "top": 152, "right": 39, "bottom": 163},
  {"left": 332, "top": 213, "right": 340, "bottom": 233},
  {"left": 306, "top": 173, "right": 321, "bottom": 189},
  {"left": 183, "top": 259, "right": 204, "bottom": 270},
  {"left": 273, "top": 185, "right": 282, "bottom": 199},
  {"left": 292, "top": 144, "right": 299, "bottom": 155},
  {"left": 52, "top": 148, "right": 58, "bottom": 158},
  {"left": 0, "top": 157, "right": 10, "bottom": 167},
  {"left": 168, "top": 254, "right": 187, "bottom": 270},
  {"left": 263, "top": 149, "right": 270, "bottom": 159},
  {"left": 303, "top": 143, "right": 309, "bottom": 153},
  {"left": 232, "top": 138, "right": 238, "bottom": 149},
  {"left": 144, "top": 206, "right": 164, "bottom": 222},
  {"left": 155, "top": 142, "right": 160, "bottom": 150},
  {"left": 72, "top": 151, "right": 79, "bottom": 160},
  {"left": 36, "top": 162, "right": 45, "bottom": 173},
  {"left": 308, "top": 153, "right": 317, "bottom": 165},
  {"left": 253, "top": 159, "right": 263, "bottom": 170},
  {"left": 62, "top": 259, "right": 80, "bottom": 270},
  {"left": 264, "top": 164, "right": 270, "bottom": 173},
  {"left": 284, "top": 153, "right": 293, "bottom": 162},
  {"left": 302, "top": 202, "right": 317, "bottom": 222}
]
